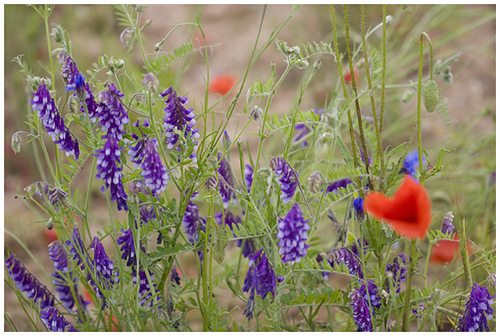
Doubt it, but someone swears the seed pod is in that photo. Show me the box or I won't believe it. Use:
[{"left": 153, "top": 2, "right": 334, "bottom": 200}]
[{"left": 423, "top": 80, "right": 439, "bottom": 113}]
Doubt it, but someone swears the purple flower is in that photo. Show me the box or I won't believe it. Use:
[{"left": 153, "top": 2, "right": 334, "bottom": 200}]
[
  {"left": 353, "top": 197, "right": 365, "bottom": 222},
  {"left": 171, "top": 267, "right": 181, "bottom": 286},
  {"left": 30, "top": 83, "right": 80, "bottom": 159},
  {"left": 324, "top": 178, "right": 352, "bottom": 195},
  {"left": 65, "top": 227, "right": 87, "bottom": 270},
  {"left": 385, "top": 253, "right": 409, "bottom": 294},
  {"left": 277, "top": 203, "right": 310, "bottom": 264},
  {"left": 349, "top": 286, "right": 373, "bottom": 332},
  {"left": 160, "top": 86, "right": 200, "bottom": 162},
  {"left": 95, "top": 134, "right": 128, "bottom": 211},
  {"left": 242, "top": 266, "right": 257, "bottom": 320},
  {"left": 270, "top": 156, "right": 299, "bottom": 203},
  {"left": 402, "top": 150, "right": 426, "bottom": 178},
  {"left": 48, "top": 241, "right": 85, "bottom": 312},
  {"left": 117, "top": 229, "right": 136, "bottom": 268},
  {"left": 80, "top": 83, "right": 99, "bottom": 121},
  {"left": 96, "top": 83, "right": 129, "bottom": 140},
  {"left": 293, "top": 123, "right": 311, "bottom": 147},
  {"left": 456, "top": 283, "right": 495, "bottom": 332},
  {"left": 244, "top": 164, "right": 254, "bottom": 193},
  {"left": 328, "top": 247, "right": 363, "bottom": 280},
  {"left": 440, "top": 211, "right": 455, "bottom": 235},
  {"left": 214, "top": 210, "right": 242, "bottom": 245},
  {"left": 350, "top": 238, "right": 369, "bottom": 258},
  {"left": 57, "top": 51, "right": 80, "bottom": 90},
  {"left": 5, "top": 254, "right": 55, "bottom": 310},
  {"left": 89, "top": 237, "right": 119, "bottom": 305},
  {"left": 360, "top": 150, "right": 372, "bottom": 165},
  {"left": 360, "top": 280, "right": 381, "bottom": 311},
  {"left": 140, "top": 138, "right": 169, "bottom": 196},
  {"left": 40, "top": 306, "right": 79, "bottom": 332},
  {"left": 217, "top": 152, "right": 237, "bottom": 208},
  {"left": 183, "top": 201, "right": 206, "bottom": 245},
  {"left": 242, "top": 239, "right": 255, "bottom": 258},
  {"left": 133, "top": 268, "right": 160, "bottom": 307},
  {"left": 126, "top": 121, "right": 148, "bottom": 169}
]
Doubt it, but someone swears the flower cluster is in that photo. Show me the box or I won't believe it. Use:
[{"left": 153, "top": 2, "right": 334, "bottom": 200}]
[
  {"left": 160, "top": 86, "right": 200, "bottom": 162},
  {"left": 95, "top": 134, "right": 128, "bottom": 211},
  {"left": 126, "top": 120, "right": 148, "bottom": 169},
  {"left": 183, "top": 201, "right": 206, "bottom": 245},
  {"left": 456, "top": 283, "right": 495, "bottom": 332},
  {"left": 40, "top": 306, "right": 79, "bottom": 332},
  {"left": 277, "top": 203, "right": 310, "bottom": 264},
  {"left": 48, "top": 241, "right": 86, "bottom": 312},
  {"left": 242, "top": 249, "right": 277, "bottom": 320},
  {"left": 31, "top": 83, "right": 80, "bottom": 159},
  {"left": 216, "top": 152, "right": 237, "bottom": 208},
  {"left": 401, "top": 149, "right": 426, "bottom": 178},
  {"left": 385, "top": 253, "right": 409, "bottom": 294},
  {"left": 270, "top": 156, "right": 298, "bottom": 203},
  {"left": 325, "top": 178, "right": 352, "bottom": 195},
  {"left": 96, "top": 83, "right": 129, "bottom": 140},
  {"left": 117, "top": 229, "right": 137, "bottom": 269},
  {"left": 329, "top": 247, "right": 364, "bottom": 280},
  {"left": 89, "top": 237, "right": 119, "bottom": 307},
  {"left": 140, "top": 138, "right": 169, "bottom": 196},
  {"left": 133, "top": 268, "right": 161, "bottom": 307},
  {"left": 244, "top": 164, "right": 254, "bottom": 193},
  {"left": 65, "top": 226, "right": 88, "bottom": 270},
  {"left": 348, "top": 281, "right": 381, "bottom": 332}
]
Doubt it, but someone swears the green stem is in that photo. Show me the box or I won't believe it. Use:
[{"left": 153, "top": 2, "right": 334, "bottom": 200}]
[
  {"left": 402, "top": 239, "right": 416, "bottom": 331},
  {"left": 379, "top": 5, "right": 387, "bottom": 187},
  {"left": 417, "top": 35, "right": 424, "bottom": 173},
  {"left": 460, "top": 218, "right": 473, "bottom": 289},
  {"left": 42, "top": 5, "right": 55, "bottom": 91}
]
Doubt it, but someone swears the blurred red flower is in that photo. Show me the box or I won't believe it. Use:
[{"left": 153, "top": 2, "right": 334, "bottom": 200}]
[
  {"left": 209, "top": 74, "right": 237, "bottom": 96},
  {"left": 344, "top": 67, "right": 359, "bottom": 84},
  {"left": 365, "top": 176, "right": 432, "bottom": 240},
  {"left": 430, "top": 233, "right": 472, "bottom": 264},
  {"left": 44, "top": 229, "right": 58, "bottom": 245}
]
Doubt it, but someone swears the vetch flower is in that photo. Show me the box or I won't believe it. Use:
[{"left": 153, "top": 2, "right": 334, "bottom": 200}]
[
  {"left": 241, "top": 239, "right": 255, "bottom": 259},
  {"left": 30, "top": 83, "right": 80, "bottom": 159},
  {"left": 365, "top": 176, "right": 432, "bottom": 240},
  {"left": 255, "top": 251, "right": 277, "bottom": 300},
  {"left": 348, "top": 286, "right": 373, "bottom": 331},
  {"left": 360, "top": 280, "right": 382, "bottom": 311},
  {"left": 401, "top": 150, "right": 426, "bottom": 178},
  {"left": 385, "top": 253, "right": 409, "bottom": 294},
  {"left": 65, "top": 226, "right": 88, "bottom": 270},
  {"left": 440, "top": 211, "right": 455, "bottom": 235},
  {"left": 142, "top": 72, "right": 159, "bottom": 92},
  {"left": 40, "top": 306, "right": 79, "bottom": 332},
  {"left": 214, "top": 210, "right": 242, "bottom": 246},
  {"left": 183, "top": 201, "right": 206, "bottom": 245},
  {"left": 171, "top": 267, "right": 181, "bottom": 286},
  {"left": 270, "top": 156, "right": 299, "bottom": 203},
  {"left": 95, "top": 134, "right": 128, "bottom": 211},
  {"left": 244, "top": 164, "right": 254, "bottom": 193},
  {"left": 160, "top": 86, "right": 200, "bottom": 162},
  {"left": 455, "top": 283, "right": 495, "bottom": 332},
  {"left": 133, "top": 268, "right": 160, "bottom": 307},
  {"left": 328, "top": 247, "right": 364, "bottom": 280},
  {"left": 293, "top": 123, "right": 311, "bottom": 147},
  {"left": 96, "top": 83, "right": 129, "bottom": 140},
  {"left": 277, "top": 203, "right": 310, "bottom": 264},
  {"left": 117, "top": 229, "right": 137, "bottom": 269},
  {"left": 217, "top": 152, "right": 237, "bottom": 207},
  {"left": 126, "top": 120, "right": 148, "bottom": 169},
  {"left": 140, "top": 138, "right": 169, "bottom": 196},
  {"left": 324, "top": 178, "right": 352, "bottom": 195},
  {"left": 5, "top": 253, "right": 55, "bottom": 310},
  {"left": 242, "top": 265, "right": 257, "bottom": 320},
  {"left": 353, "top": 197, "right": 365, "bottom": 222},
  {"left": 89, "top": 237, "right": 119, "bottom": 307},
  {"left": 48, "top": 241, "right": 86, "bottom": 312}
]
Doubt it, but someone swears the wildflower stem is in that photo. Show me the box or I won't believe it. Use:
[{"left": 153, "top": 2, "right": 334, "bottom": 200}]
[
  {"left": 379, "top": 4, "right": 387, "bottom": 186},
  {"left": 360, "top": 5, "right": 383, "bottom": 185},
  {"left": 42, "top": 5, "right": 56, "bottom": 91},
  {"left": 417, "top": 34, "right": 424, "bottom": 173},
  {"left": 402, "top": 238, "right": 416, "bottom": 331},
  {"left": 460, "top": 219, "right": 473, "bottom": 289},
  {"left": 344, "top": 5, "right": 373, "bottom": 191}
]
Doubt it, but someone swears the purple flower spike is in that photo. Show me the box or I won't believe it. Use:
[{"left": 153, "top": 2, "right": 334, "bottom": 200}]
[
  {"left": 270, "top": 156, "right": 299, "bottom": 203},
  {"left": 324, "top": 178, "right": 352, "bottom": 195},
  {"left": 293, "top": 123, "right": 311, "bottom": 147},
  {"left": 329, "top": 247, "right": 363, "bottom": 280},
  {"left": 117, "top": 229, "right": 136, "bottom": 269},
  {"left": 160, "top": 86, "right": 200, "bottom": 162},
  {"left": 440, "top": 211, "right": 455, "bottom": 235},
  {"left": 65, "top": 226, "right": 87, "bottom": 270},
  {"left": 126, "top": 121, "right": 148, "bottom": 169},
  {"left": 244, "top": 164, "right": 254, "bottom": 193},
  {"left": 277, "top": 203, "right": 310, "bottom": 264},
  {"left": 385, "top": 253, "right": 409, "bottom": 294},
  {"left": 5, "top": 254, "right": 55, "bottom": 310},
  {"left": 349, "top": 284, "right": 375, "bottom": 332},
  {"left": 217, "top": 152, "right": 237, "bottom": 207},
  {"left": 456, "top": 283, "right": 495, "bottom": 332},
  {"left": 141, "top": 138, "right": 169, "bottom": 196},
  {"left": 133, "top": 268, "right": 160, "bottom": 307},
  {"left": 30, "top": 83, "right": 80, "bottom": 159},
  {"left": 48, "top": 241, "right": 85, "bottom": 312},
  {"left": 89, "top": 237, "right": 119, "bottom": 304},
  {"left": 95, "top": 134, "right": 128, "bottom": 211},
  {"left": 40, "top": 306, "right": 79, "bottom": 332},
  {"left": 255, "top": 251, "right": 276, "bottom": 300},
  {"left": 183, "top": 201, "right": 206, "bottom": 245},
  {"left": 96, "top": 83, "right": 129, "bottom": 140},
  {"left": 353, "top": 197, "right": 365, "bottom": 222}
]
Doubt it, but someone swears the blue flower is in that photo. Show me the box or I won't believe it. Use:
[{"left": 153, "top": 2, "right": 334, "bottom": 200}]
[
  {"left": 133, "top": 268, "right": 160, "bottom": 307},
  {"left": 40, "top": 306, "right": 79, "bottom": 332},
  {"left": 402, "top": 150, "right": 426, "bottom": 178},
  {"left": 348, "top": 286, "right": 373, "bottom": 332},
  {"left": 89, "top": 237, "right": 119, "bottom": 307},
  {"left": 385, "top": 253, "right": 408, "bottom": 294},
  {"left": 277, "top": 203, "right": 310, "bottom": 264},
  {"left": 440, "top": 211, "right": 455, "bottom": 235},
  {"left": 48, "top": 241, "right": 85, "bottom": 312},
  {"left": 5, "top": 253, "right": 55, "bottom": 310},
  {"left": 141, "top": 138, "right": 169, "bottom": 196},
  {"left": 160, "top": 86, "right": 200, "bottom": 162},
  {"left": 30, "top": 83, "right": 80, "bottom": 159},
  {"left": 244, "top": 164, "right": 254, "bottom": 193},
  {"left": 270, "top": 156, "right": 299, "bottom": 203},
  {"left": 324, "top": 178, "right": 352, "bottom": 195},
  {"left": 456, "top": 283, "right": 495, "bottom": 332},
  {"left": 117, "top": 229, "right": 137, "bottom": 269},
  {"left": 353, "top": 197, "right": 365, "bottom": 222},
  {"left": 95, "top": 134, "right": 128, "bottom": 211},
  {"left": 96, "top": 83, "right": 129, "bottom": 140},
  {"left": 65, "top": 227, "right": 88, "bottom": 270}
]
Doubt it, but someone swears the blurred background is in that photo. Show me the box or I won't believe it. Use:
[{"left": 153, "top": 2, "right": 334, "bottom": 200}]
[{"left": 4, "top": 4, "right": 495, "bottom": 331}]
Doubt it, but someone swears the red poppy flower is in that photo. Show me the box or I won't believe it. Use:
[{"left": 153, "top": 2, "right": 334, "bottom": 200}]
[
  {"left": 209, "top": 74, "right": 237, "bottom": 96},
  {"left": 365, "top": 176, "right": 432, "bottom": 240},
  {"left": 430, "top": 233, "right": 472, "bottom": 264},
  {"left": 44, "top": 228, "right": 58, "bottom": 245},
  {"left": 344, "top": 67, "right": 359, "bottom": 84}
]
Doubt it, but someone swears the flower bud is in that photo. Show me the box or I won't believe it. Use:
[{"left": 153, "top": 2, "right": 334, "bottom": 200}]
[
  {"left": 11, "top": 132, "right": 22, "bottom": 154},
  {"left": 423, "top": 80, "right": 439, "bottom": 113},
  {"left": 142, "top": 72, "right": 159, "bottom": 92},
  {"left": 249, "top": 105, "right": 262, "bottom": 121},
  {"left": 401, "top": 90, "right": 414, "bottom": 103},
  {"left": 295, "top": 59, "right": 309, "bottom": 70},
  {"left": 120, "top": 28, "right": 133, "bottom": 48}
]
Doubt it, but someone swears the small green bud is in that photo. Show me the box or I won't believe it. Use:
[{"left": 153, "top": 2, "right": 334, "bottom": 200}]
[
  {"left": 295, "top": 59, "right": 309, "bottom": 70},
  {"left": 313, "top": 60, "right": 321, "bottom": 71},
  {"left": 11, "top": 132, "right": 22, "bottom": 154},
  {"left": 46, "top": 218, "right": 54, "bottom": 230},
  {"left": 347, "top": 232, "right": 356, "bottom": 246},
  {"left": 307, "top": 171, "right": 324, "bottom": 193},
  {"left": 423, "top": 80, "right": 439, "bottom": 112},
  {"left": 401, "top": 90, "right": 414, "bottom": 104}
]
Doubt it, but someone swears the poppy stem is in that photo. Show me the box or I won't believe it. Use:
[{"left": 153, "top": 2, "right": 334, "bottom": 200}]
[
  {"left": 417, "top": 34, "right": 424, "bottom": 175},
  {"left": 402, "top": 238, "right": 416, "bottom": 331}
]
